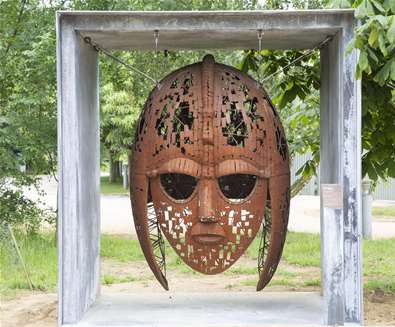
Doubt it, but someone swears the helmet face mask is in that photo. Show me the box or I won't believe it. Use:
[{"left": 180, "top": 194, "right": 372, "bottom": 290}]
[
  {"left": 150, "top": 169, "right": 267, "bottom": 274},
  {"left": 130, "top": 55, "right": 290, "bottom": 290}
]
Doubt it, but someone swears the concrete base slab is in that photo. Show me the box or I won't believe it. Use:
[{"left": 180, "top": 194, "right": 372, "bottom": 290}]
[{"left": 65, "top": 292, "right": 324, "bottom": 327}]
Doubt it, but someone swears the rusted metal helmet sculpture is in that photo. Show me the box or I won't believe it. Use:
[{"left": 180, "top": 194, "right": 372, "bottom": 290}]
[{"left": 130, "top": 55, "right": 290, "bottom": 291}]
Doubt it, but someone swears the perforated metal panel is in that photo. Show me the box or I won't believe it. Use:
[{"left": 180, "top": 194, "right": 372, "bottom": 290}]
[{"left": 130, "top": 55, "right": 290, "bottom": 290}]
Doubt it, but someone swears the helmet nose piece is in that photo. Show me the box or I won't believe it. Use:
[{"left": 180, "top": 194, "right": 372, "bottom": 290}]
[
  {"left": 198, "top": 178, "right": 216, "bottom": 221},
  {"left": 194, "top": 178, "right": 224, "bottom": 244}
]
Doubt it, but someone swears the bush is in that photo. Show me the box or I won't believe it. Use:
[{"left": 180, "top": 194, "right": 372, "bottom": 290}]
[{"left": 0, "top": 184, "right": 55, "bottom": 234}]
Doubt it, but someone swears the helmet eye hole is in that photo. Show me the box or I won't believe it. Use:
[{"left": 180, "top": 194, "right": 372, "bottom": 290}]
[
  {"left": 160, "top": 173, "right": 197, "bottom": 200},
  {"left": 218, "top": 174, "right": 258, "bottom": 203}
]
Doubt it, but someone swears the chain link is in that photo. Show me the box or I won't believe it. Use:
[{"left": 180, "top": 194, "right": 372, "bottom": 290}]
[
  {"left": 79, "top": 31, "right": 333, "bottom": 88},
  {"left": 81, "top": 34, "right": 158, "bottom": 86},
  {"left": 261, "top": 35, "right": 333, "bottom": 83},
  {"left": 256, "top": 29, "right": 264, "bottom": 85}
]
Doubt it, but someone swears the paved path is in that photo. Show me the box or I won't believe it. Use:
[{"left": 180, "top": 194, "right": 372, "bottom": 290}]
[
  {"left": 26, "top": 176, "right": 395, "bottom": 239},
  {"left": 289, "top": 195, "right": 395, "bottom": 239},
  {"left": 22, "top": 175, "right": 134, "bottom": 235}
]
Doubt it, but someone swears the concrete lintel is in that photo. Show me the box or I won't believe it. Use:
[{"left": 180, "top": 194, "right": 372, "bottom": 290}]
[{"left": 57, "top": 10, "right": 354, "bottom": 50}]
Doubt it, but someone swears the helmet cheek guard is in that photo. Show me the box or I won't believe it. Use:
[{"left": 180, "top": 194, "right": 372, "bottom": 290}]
[{"left": 130, "top": 55, "right": 290, "bottom": 290}]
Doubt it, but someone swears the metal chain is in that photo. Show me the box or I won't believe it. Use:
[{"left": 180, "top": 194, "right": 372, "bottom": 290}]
[
  {"left": 163, "top": 49, "right": 169, "bottom": 75},
  {"left": 81, "top": 34, "right": 158, "bottom": 86},
  {"left": 262, "top": 35, "right": 333, "bottom": 83},
  {"left": 153, "top": 30, "right": 162, "bottom": 89},
  {"left": 256, "top": 29, "right": 264, "bottom": 85},
  {"left": 80, "top": 31, "right": 333, "bottom": 87}
]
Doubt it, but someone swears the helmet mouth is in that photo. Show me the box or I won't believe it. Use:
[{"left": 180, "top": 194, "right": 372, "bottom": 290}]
[
  {"left": 191, "top": 222, "right": 226, "bottom": 245},
  {"left": 192, "top": 234, "right": 226, "bottom": 245}
]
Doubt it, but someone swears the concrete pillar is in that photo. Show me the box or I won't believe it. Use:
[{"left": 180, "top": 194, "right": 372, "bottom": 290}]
[
  {"left": 341, "top": 17, "right": 363, "bottom": 324},
  {"left": 362, "top": 180, "right": 372, "bottom": 239},
  {"left": 321, "top": 184, "right": 344, "bottom": 325},
  {"left": 320, "top": 33, "right": 345, "bottom": 326},
  {"left": 320, "top": 17, "right": 363, "bottom": 325},
  {"left": 56, "top": 14, "right": 101, "bottom": 325}
]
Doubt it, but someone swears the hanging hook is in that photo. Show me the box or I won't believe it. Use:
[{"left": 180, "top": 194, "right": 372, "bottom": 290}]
[
  {"left": 257, "top": 29, "right": 263, "bottom": 52},
  {"left": 163, "top": 49, "right": 169, "bottom": 74},
  {"left": 154, "top": 30, "right": 159, "bottom": 54},
  {"left": 256, "top": 29, "right": 264, "bottom": 87},
  {"left": 76, "top": 31, "right": 158, "bottom": 86},
  {"left": 154, "top": 30, "right": 161, "bottom": 89}
]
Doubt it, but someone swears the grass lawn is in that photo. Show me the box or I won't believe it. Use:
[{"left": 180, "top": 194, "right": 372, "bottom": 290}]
[
  {"left": 100, "top": 176, "right": 128, "bottom": 195},
  {"left": 1, "top": 231, "right": 394, "bottom": 298},
  {"left": 0, "top": 233, "right": 57, "bottom": 298},
  {"left": 372, "top": 205, "right": 395, "bottom": 217}
]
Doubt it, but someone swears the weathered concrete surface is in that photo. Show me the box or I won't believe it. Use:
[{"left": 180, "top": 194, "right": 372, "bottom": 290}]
[
  {"left": 340, "top": 17, "right": 363, "bottom": 324},
  {"left": 57, "top": 10, "right": 354, "bottom": 50},
  {"left": 66, "top": 292, "right": 323, "bottom": 327},
  {"left": 321, "top": 184, "right": 344, "bottom": 325},
  {"left": 319, "top": 16, "right": 363, "bottom": 323},
  {"left": 57, "top": 17, "right": 100, "bottom": 325},
  {"left": 320, "top": 35, "right": 345, "bottom": 325}
]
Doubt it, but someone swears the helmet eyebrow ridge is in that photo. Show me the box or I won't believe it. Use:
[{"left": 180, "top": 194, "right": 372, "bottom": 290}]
[
  {"left": 150, "top": 157, "right": 201, "bottom": 178},
  {"left": 216, "top": 159, "right": 261, "bottom": 178}
]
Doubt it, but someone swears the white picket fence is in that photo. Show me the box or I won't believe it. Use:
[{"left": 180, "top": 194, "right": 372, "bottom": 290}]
[{"left": 291, "top": 153, "right": 395, "bottom": 201}]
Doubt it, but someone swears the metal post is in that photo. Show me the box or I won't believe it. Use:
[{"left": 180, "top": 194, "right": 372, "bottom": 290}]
[
  {"left": 362, "top": 180, "right": 372, "bottom": 239},
  {"left": 122, "top": 162, "right": 129, "bottom": 189}
]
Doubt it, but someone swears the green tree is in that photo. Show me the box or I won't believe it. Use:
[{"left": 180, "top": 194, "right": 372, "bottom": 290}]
[
  {"left": 0, "top": 1, "right": 58, "bottom": 232},
  {"left": 351, "top": 0, "right": 395, "bottom": 182},
  {"left": 100, "top": 82, "right": 140, "bottom": 182},
  {"left": 239, "top": 47, "right": 321, "bottom": 195},
  {"left": 240, "top": 0, "right": 395, "bottom": 192}
]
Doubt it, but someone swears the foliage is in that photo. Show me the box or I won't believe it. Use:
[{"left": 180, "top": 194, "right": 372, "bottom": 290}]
[
  {"left": 0, "top": 185, "right": 54, "bottom": 234},
  {"left": 0, "top": 1, "right": 58, "bottom": 232},
  {"left": 350, "top": 0, "right": 395, "bottom": 182},
  {"left": 239, "top": 48, "right": 321, "bottom": 195},
  {"left": 100, "top": 82, "right": 140, "bottom": 161},
  {"left": 0, "top": 1, "right": 57, "bottom": 178},
  {"left": 240, "top": 0, "right": 395, "bottom": 191}
]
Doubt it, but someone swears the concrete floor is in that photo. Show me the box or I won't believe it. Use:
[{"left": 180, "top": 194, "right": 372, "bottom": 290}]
[{"left": 69, "top": 292, "right": 323, "bottom": 327}]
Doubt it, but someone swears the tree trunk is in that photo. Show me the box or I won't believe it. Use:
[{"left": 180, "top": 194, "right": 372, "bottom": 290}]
[{"left": 109, "top": 154, "right": 121, "bottom": 183}]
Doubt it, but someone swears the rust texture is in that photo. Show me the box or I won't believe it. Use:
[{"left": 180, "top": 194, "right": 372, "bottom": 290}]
[{"left": 130, "top": 55, "right": 290, "bottom": 291}]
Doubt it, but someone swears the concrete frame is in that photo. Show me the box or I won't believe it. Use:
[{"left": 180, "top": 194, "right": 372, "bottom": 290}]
[{"left": 56, "top": 10, "right": 362, "bottom": 326}]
